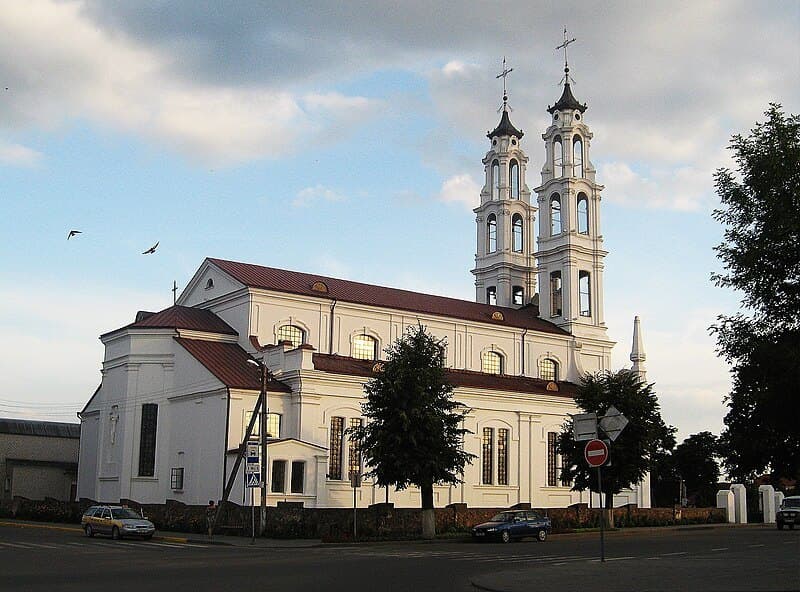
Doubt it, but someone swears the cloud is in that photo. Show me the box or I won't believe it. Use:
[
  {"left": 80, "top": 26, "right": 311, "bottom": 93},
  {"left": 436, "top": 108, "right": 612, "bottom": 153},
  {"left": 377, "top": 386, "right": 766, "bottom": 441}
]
[
  {"left": 436, "top": 174, "right": 481, "bottom": 209},
  {"left": 599, "top": 161, "right": 713, "bottom": 211},
  {"left": 0, "top": 141, "right": 42, "bottom": 167},
  {"left": 293, "top": 184, "right": 347, "bottom": 207}
]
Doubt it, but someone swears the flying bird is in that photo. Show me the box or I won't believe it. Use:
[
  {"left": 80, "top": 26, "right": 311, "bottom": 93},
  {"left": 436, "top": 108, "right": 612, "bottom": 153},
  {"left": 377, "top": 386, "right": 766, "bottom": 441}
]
[
  {"left": 67, "top": 230, "right": 82, "bottom": 239},
  {"left": 142, "top": 241, "right": 159, "bottom": 255}
]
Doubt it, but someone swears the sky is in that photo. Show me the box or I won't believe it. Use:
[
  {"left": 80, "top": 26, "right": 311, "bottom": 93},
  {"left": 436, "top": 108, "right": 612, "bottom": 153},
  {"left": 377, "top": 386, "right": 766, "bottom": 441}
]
[{"left": 0, "top": 1, "right": 798, "bottom": 443}]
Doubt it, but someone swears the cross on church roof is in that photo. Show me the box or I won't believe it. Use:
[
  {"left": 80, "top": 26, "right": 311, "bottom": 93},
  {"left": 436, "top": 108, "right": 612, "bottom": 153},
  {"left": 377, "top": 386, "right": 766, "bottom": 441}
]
[
  {"left": 556, "top": 27, "right": 576, "bottom": 86},
  {"left": 495, "top": 56, "right": 514, "bottom": 112}
]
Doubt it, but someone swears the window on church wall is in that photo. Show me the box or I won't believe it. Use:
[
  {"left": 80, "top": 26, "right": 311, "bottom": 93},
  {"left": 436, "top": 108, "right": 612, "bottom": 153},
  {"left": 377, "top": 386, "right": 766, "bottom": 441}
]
[
  {"left": 481, "top": 351, "right": 503, "bottom": 375},
  {"left": 487, "top": 214, "right": 497, "bottom": 253},
  {"left": 510, "top": 160, "right": 519, "bottom": 199},
  {"left": 550, "top": 195, "right": 562, "bottom": 235},
  {"left": 243, "top": 412, "right": 281, "bottom": 440},
  {"left": 482, "top": 427, "right": 494, "bottom": 484},
  {"left": 137, "top": 403, "right": 158, "bottom": 477},
  {"left": 352, "top": 334, "right": 377, "bottom": 360},
  {"left": 550, "top": 271, "right": 562, "bottom": 317},
  {"left": 547, "top": 432, "right": 558, "bottom": 486},
  {"left": 553, "top": 136, "right": 564, "bottom": 177},
  {"left": 512, "top": 214, "right": 523, "bottom": 252},
  {"left": 277, "top": 324, "right": 304, "bottom": 347},
  {"left": 579, "top": 271, "right": 592, "bottom": 317},
  {"left": 497, "top": 428, "right": 509, "bottom": 485},
  {"left": 291, "top": 461, "right": 305, "bottom": 494},
  {"left": 271, "top": 460, "right": 287, "bottom": 493},
  {"left": 348, "top": 418, "right": 363, "bottom": 479},
  {"left": 577, "top": 194, "right": 589, "bottom": 234},
  {"left": 491, "top": 160, "right": 500, "bottom": 200},
  {"left": 539, "top": 358, "right": 559, "bottom": 381},
  {"left": 512, "top": 286, "right": 524, "bottom": 306},
  {"left": 573, "top": 136, "right": 584, "bottom": 178},
  {"left": 486, "top": 286, "right": 497, "bottom": 305},
  {"left": 328, "top": 416, "right": 345, "bottom": 480}
]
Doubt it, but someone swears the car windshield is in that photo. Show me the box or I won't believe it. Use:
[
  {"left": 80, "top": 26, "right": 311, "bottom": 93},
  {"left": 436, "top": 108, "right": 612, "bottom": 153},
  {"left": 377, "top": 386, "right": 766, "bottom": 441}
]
[
  {"left": 783, "top": 499, "right": 800, "bottom": 509},
  {"left": 489, "top": 513, "right": 516, "bottom": 522},
  {"left": 111, "top": 508, "right": 144, "bottom": 520}
]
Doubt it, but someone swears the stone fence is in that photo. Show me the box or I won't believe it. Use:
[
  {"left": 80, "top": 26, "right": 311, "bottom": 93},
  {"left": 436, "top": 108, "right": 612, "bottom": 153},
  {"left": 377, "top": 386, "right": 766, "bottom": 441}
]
[{"left": 0, "top": 497, "right": 725, "bottom": 541}]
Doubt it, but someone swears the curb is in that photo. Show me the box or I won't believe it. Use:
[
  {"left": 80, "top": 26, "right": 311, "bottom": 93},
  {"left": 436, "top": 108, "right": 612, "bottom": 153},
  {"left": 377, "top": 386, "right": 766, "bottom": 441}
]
[{"left": 0, "top": 520, "right": 188, "bottom": 544}]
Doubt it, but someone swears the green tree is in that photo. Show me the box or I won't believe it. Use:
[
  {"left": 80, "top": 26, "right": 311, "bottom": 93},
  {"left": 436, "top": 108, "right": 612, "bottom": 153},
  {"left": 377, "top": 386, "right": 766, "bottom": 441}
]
[
  {"left": 674, "top": 432, "right": 720, "bottom": 507},
  {"left": 711, "top": 104, "right": 800, "bottom": 484},
  {"left": 350, "top": 324, "right": 474, "bottom": 539},
  {"left": 558, "top": 370, "right": 676, "bottom": 510}
]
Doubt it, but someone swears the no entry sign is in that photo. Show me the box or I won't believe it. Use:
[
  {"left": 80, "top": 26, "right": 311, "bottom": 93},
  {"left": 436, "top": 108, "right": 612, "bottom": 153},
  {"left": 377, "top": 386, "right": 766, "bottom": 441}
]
[{"left": 584, "top": 439, "right": 609, "bottom": 467}]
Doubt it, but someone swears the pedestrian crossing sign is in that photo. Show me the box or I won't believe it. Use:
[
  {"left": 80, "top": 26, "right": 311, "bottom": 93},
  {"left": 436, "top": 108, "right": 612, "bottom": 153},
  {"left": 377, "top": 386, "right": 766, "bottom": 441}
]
[{"left": 246, "top": 473, "right": 261, "bottom": 488}]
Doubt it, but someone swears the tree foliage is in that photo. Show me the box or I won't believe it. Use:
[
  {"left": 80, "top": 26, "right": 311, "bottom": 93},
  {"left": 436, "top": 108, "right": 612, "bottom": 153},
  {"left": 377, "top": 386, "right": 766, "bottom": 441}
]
[
  {"left": 674, "top": 432, "right": 720, "bottom": 507},
  {"left": 350, "top": 324, "right": 475, "bottom": 512},
  {"left": 558, "top": 370, "right": 675, "bottom": 508},
  {"left": 711, "top": 104, "right": 800, "bottom": 483}
]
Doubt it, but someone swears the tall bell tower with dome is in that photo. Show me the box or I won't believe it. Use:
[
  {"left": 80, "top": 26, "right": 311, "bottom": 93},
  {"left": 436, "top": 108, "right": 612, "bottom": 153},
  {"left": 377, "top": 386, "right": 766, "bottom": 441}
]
[{"left": 472, "top": 60, "right": 538, "bottom": 309}]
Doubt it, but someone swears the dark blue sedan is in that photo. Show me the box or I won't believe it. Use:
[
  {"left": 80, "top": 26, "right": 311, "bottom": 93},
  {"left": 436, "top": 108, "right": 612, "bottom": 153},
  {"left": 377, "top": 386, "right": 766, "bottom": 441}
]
[{"left": 471, "top": 510, "right": 551, "bottom": 543}]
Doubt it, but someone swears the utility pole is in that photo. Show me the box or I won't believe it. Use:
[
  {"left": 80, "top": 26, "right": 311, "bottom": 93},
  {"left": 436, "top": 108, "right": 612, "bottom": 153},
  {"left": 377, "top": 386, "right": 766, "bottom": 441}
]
[{"left": 259, "top": 362, "right": 268, "bottom": 536}]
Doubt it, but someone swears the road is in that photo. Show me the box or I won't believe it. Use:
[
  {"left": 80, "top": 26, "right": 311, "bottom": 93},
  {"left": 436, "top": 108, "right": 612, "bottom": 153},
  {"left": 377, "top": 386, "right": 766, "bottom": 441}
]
[{"left": 0, "top": 522, "right": 797, "bottom": 591}]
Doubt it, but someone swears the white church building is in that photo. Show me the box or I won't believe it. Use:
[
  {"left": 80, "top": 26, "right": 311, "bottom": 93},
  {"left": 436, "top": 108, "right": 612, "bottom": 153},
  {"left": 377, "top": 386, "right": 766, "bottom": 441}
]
[{"left": 77, "top": 68, "right": 651, "bottom": 510}]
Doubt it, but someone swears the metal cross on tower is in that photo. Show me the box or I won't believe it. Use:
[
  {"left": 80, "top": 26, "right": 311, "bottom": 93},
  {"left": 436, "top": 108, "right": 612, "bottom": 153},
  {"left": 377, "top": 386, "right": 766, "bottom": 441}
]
[
  {"left": 496, "top": 57, "right": 514, "bottom": 110},
  {"left": 556, "top": 27, "right": 576, "bottom": 85}
]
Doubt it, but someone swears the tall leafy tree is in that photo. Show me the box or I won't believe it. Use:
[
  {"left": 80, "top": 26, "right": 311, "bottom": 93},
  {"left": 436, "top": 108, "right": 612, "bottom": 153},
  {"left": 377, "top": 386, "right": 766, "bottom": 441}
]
[
  {"left": 350, "top": 324, "right": 474, "bottom": 539},
  {"left": 711, "top": 104, "right": 800, "bottom": 483},
  {"left": 558, "top": 370, "right": 676, "bottom": 509},
  {"left": 673, "top": 431, "right": 720, "bottom": 507}
]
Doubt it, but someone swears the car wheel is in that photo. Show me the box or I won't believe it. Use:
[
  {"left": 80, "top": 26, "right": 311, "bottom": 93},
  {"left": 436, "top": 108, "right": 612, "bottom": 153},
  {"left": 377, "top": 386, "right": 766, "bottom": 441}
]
[
  {"left": 500, "top": 531, "right": 511, "bottom": 544},
  {"left": 84, "top": 525, "right": 94, "bottom": 538},
  {"left": 537, "top": 529, "right": 548, "bottom": 542},
  {"left": 111, "top": 526, "right": 121, "bottom": 540}
]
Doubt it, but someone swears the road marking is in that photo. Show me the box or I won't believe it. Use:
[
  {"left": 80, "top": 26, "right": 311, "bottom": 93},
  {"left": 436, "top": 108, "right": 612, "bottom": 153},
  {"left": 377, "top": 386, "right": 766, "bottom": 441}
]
[
  {"left": 142, "top": 541, "right": 187, "bottom": 549},
  {"left": 605, "top": 556, "right": 635, "bottom": 561},
  {"left": 646, "top": 557, "right": 661, "bottom": 560},
  {"left": 711, "top": 547, "right": 728, "bottom": 551},
  {"left": 748, "top": 544, "right": 765, "bottom": 548},
  {"left": 1, "top": 542, "right": 38, "bottom": 549},
  {"left": 660, "top": 552, "right": 688, "bottom": 556},
  {"left": 17, "top": 542, "right": 60, "bottom": 549}
]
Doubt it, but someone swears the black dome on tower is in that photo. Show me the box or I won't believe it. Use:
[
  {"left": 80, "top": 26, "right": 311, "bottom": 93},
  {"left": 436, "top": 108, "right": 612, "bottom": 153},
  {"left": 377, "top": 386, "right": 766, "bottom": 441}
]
[
  {"left": 547, "top": 71, "right": 587, "bottom": 114},
  {"left": 488, "top": 101, "right": 524, "bottom": 139}
]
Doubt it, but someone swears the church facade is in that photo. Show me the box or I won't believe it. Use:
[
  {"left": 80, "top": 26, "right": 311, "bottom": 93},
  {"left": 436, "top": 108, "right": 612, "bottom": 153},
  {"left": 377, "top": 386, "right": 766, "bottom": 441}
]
[{"left": 77, "top": 74, "right": 650, "bottom": 510}]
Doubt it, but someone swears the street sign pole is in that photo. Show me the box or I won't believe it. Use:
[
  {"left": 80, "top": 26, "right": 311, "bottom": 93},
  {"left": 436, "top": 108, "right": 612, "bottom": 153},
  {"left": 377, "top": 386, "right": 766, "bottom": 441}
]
[
  {"left": 585, "top": 439, "right": 609, "bottom": 564},
  {"left": 251, "top": 481, "right": 255, "bottom": 544},
  {"left": 597, "top": 466, "right": 605, "bottom": 563}
]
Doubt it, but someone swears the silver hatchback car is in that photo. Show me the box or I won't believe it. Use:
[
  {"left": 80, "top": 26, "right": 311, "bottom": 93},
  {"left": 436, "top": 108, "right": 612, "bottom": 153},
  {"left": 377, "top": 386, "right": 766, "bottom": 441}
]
[{"left": 81, "top": 505, "right": 155, "bottom": 540}]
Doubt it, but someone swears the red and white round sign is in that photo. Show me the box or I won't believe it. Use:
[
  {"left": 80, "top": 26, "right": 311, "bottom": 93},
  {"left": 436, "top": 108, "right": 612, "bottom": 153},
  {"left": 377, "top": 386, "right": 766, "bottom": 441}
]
[{"left": 584, "top": 439, "right": 609, "bottom": 467}]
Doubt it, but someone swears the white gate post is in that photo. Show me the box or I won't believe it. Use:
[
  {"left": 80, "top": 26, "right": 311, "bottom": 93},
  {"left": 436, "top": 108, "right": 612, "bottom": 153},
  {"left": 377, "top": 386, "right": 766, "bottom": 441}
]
[
  {"left": 716, "top": 489, "right": 735, "bottom": 523},
  {"left": 759, "top": 485, "right": 776, "bottom": 523},
  {"left": 730, "top": 484, "right": 748, "bottom": 524}
]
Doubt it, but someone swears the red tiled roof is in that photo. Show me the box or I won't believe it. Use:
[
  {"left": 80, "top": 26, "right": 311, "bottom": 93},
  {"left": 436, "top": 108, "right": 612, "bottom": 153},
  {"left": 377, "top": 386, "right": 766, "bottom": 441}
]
[
  {"left": 174, "top": 338, "right": 291, "bottom": 392},
  {"left": 311, "top": 353, "right": 577, "bottom": 399},
  {"left": 208, "top": 258, "right": 568, "bottom": 336},
  {"left": 106, "top": 305, "right": 237, "bottom": 337}
]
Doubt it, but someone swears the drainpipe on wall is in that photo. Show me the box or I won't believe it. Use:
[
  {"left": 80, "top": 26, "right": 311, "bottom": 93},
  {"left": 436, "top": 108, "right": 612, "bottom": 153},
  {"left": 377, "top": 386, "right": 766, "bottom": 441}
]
[
  {"left": 329, "top": 299, "right": 337, "bottom": 354},
  {"left": 521, "top": 328, "right": 527, "bottom": 375},
  {"left": 222, "top": 387, "right": 231, "bottom": 500}
]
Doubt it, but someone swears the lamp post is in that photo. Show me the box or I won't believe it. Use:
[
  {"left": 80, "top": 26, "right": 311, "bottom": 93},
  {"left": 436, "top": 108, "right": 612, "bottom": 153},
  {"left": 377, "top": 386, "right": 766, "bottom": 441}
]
[{"left": 247, "top": 358, "right": 269, "bottom": 536}]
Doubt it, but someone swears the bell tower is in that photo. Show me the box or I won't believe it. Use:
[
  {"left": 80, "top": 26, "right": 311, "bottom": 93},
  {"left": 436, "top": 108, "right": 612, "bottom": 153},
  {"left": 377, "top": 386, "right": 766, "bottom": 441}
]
[
  {"left": 534, "top": 32, "right": 608, "bottom": 339},
  {"left": 472, "top": 59, "right": 537, "bottom": 308}
]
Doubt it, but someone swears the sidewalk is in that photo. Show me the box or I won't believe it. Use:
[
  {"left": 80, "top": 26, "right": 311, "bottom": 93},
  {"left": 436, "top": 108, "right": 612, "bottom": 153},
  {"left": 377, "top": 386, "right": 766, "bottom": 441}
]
[{"left": 0, "top": 519, "right": 322, "bottom": 548}]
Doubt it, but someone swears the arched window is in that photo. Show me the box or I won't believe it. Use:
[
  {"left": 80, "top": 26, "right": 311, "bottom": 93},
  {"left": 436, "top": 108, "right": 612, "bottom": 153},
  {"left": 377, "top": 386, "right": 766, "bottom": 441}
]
[
  {"left": 352, "top": 334, "right": 377, "bottom": 360},
  {"left": 550, "top": 194, "right": 562, "bottom": 235},
  {"left": 277, "top": 324, "right": 304, "bottom": 348},
  {"left": 550, "top": 271, "right": 562, "bottom": 317},
  {"left": 487, "top": 214, "right": 497, "bottom": 253},
  {"left": 577, "top": 194, "right": 589, "bottom": 234},
  {"left": 573, "top": 135, "right": 583, "bottom": 178},
  {"left": 512, "top": 214, "right": 523, "bottom": 252},
  {"left": 509, "top": 160, "right": 519, "bottom": 199},
  {"left": 486, "top": 286, "right": 497, "bottom": 305},
  {"left": 481, "top": 350, "right": 503, "bottom": 375},
  {"left": 512, "top": 286, "right": 524, "bottom": 306},
  {"left": 579, "top": 271, "right": 591, "bottom": 317},
  {"left": 539, "top": 358, "right": 559, "bottom": 381},
  {"left": 553, "top": 136, "right": 564, "bottom": 177},
  {"left": 491, "top": 160, "right": 500, "bottom": 200}
]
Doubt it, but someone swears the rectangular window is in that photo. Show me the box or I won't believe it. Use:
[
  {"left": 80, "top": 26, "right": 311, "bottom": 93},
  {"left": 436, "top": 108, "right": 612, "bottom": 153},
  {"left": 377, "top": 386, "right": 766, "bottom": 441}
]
[
  {"left": 271, "top": 460, "right": 286, "bottom": 493},
  {"left": 243, "top": 412, "right": 281, "bottom": 440},
  {"left": 291, "top": 461, "right": 305, "bottom": 494},
  {"left": 579, "top": 271, "right": 591, "bottom": 317},
  {"left": 512, "top": 286, "right": 524, "bottom": 306},
  {"left": 486, "top": 286, "right": 497, "bottom": 305},
  {"left": 328, "top": 417, "right": 345, "bottom": 480},
  {"left": 547, "top": 432, "right": 557, "bottom": 487},
  {"left": 138, "top": 404, "right": 158, "bottom": 477},
  {"left": 482, "top": 427, "right": 494, "bottom": 485},
  {"left": 348, "top": 418, "right": 363, "bottom": 479},
  {"left": 170, "top": 467, "right": 184, "bottom": 490},
  {"left": 550, "top": 272, "right": 562, "bottom": 317},
  {"left": 497, "top": 428, "right": 509, "bottom": 486}
]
